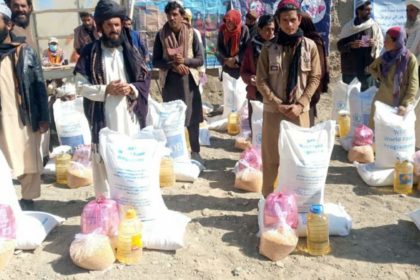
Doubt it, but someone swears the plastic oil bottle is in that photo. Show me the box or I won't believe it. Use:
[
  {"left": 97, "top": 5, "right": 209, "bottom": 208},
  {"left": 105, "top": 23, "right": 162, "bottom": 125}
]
[
  {"left": 394, "top": 157, "right": 414, "bottom": 195},
  {"left": 116, "top": 209, "right": 143, "bottom": 265},
  {"left": 227, "top": 110, "right": 240, "bottom": 135},
  {"left": 338, "top": 110, "right": 351, "bottom": 138},
  {"left": 306, "top": 204, "right": 330, "bottom": 256},
  {"left": 185, "top": 128, "right": 191, "bottom": 152},
  {"left": 55, "top": 153, "right": 72, "bottom": 185}
]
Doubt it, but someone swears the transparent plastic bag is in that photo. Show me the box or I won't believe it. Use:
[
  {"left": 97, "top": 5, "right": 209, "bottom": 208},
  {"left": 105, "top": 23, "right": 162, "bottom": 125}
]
[
  {"left": 69, "top": 233, "right": 115, "bottom": 271},
  {"left": 67, "top": 161, "right": 92, "bottom": 188}
]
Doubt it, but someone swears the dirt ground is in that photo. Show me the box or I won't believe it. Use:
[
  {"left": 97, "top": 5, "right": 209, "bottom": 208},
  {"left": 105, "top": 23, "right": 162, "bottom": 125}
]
[{"left": 2, "top": 82, "right": 420, "bottom": 280}]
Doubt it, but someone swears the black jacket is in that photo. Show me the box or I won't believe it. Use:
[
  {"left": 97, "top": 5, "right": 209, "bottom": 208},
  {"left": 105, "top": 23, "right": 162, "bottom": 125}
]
[{"left": 13, "top": 44, "right": 49, "bottom": 131}]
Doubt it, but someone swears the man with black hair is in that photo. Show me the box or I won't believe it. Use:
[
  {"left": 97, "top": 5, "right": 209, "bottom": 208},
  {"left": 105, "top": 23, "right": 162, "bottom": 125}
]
[
  {"left": 5, "top": 0, "right": 35, "bottom": 48},
  {"left": 122, "top": 16, "right": 148, "bottom": 60},
  {"left": 337, "top": 0, "right": 383, "bottom": 91},
  {"left": 256, "top": 0, "right": 321, "bottom": 197},
  {"left": 74, "top": 11, "right": 100, "bottom": 55},
  {"left": 152, "top": 1, "right": 205, "bottom": 165},
  {"left": 74, "top": 0, "right": 150, "bottom": 197},
  {"left": 0, "top": 3, "right": 49, "bottom": 209}
]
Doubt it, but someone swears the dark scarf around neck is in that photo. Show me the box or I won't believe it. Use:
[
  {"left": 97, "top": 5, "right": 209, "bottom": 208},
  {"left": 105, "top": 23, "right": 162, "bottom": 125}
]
[{"left": 277, "top": 28, "right": 304, "bottom": 104}]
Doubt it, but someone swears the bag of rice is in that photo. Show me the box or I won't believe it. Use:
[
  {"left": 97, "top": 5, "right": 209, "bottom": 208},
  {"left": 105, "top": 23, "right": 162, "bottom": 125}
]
[
  {"left": 70, "top": 233, "right": 115, "bottom": 271},
  {"left": 348, "top": 145, "right": 374, "bottom": 163},
  {"left": 259, "top": 226, "right": 298, "bottom": 261}
]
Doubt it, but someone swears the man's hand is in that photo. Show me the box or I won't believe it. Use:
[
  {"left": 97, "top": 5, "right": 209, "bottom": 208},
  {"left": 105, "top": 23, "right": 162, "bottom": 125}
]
[
  {"left": 224, "top": 57, "right": 239, "bottom": 68},
  {"left": 38, "top": 121, "right": 49, "bottom": 134},
  {"left": 106, "top": 80, "right": 133, "bottom": 96},
  {"left": 350, "top": 40, "right": 363, "bottom": 49},
  {"left": 174, "top": 64, "right": 190, "bottom": 75},
  {"left": 174, "top": 54, "right": 185, "bottom": 65},
  {"left": 398, "top": 106, "right": 407, "bottom": 116},
  {"left": 277, "top": 104, "right": 289, "bottom": 114},
  {"left": 368, "top": 38, "right": 375, "bottom": 47},
  {"left": 284, "top": 104, "right": 303, "bottom": 119},
  {"left": 250, "top": 75, "right": 257, "bottom": 86}
]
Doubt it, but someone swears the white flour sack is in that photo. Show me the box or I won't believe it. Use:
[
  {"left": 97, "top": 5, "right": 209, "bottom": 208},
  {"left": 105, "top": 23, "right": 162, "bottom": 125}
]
[
  {"left": 99, "top": 128, "right": 167, "bottom": 221},
  {"left": 340, "top": 86, "right": 377, "bottom": 150},
  {"left": 374, "top": 101, "right": 416, "bottom": 168},
  {"left": 250, "top": 100, "right": 263, "bottom": 149},
  {"left": 330, "top": 78, "right": 360, "bottom": 120},
  {"left": 277, "top": 120, "right": 335, "bottom": 212},
  {"left": 53, "top": 98, "right": 91, "bottom": 148},
  {"left": 147, "top": 98, "right": 189, "bottom": 162}
]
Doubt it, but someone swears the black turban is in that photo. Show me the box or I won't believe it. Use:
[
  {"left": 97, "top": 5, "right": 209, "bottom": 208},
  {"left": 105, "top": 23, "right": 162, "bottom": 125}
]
[{"left": 94, "top": 0, "right": 126, "bottom": 25}]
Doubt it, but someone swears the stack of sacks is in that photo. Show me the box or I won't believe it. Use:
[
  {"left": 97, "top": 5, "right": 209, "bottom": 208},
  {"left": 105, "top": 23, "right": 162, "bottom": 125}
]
[
  {"left": 340, "top": 86, "right": 376, "bottom": 150},
  {"left": 67, "top": 145, "right": 93, "bottom": 188},
  {"left": 356, "top": 101, "right": 416, "bottom": 186},
  {"left": 257, "top": 192, "right": 299, "bottom": 261},
  {"left": 348, "top": 124, "right": 374, "bottom": 163},
  {"left": 330, "top": 78, "right": 359, "bottom": 122},
  {"left": 147, "top": 98, "right": 202, "bottom": 182},
  {"left": 0, "top": 151, "right": 64, "bottom": 251},
  {"left": 69, "top": 197, "right": 120, "bottom": 271},
  {"left": 99, "top": 128, "right": 191, "bottom": 251},
  {"left": 234, "top": 147, "right": 262, "bottom": 192}
]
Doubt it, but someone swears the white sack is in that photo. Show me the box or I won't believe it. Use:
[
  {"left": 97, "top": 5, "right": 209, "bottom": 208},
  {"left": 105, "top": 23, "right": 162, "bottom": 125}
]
[
  {"left": 99, "top": 128, "right": 167, "bottom": 221},
  {"left": 374, "top": 101, "right": 416, "bottom": 168},
  {"left": 277, "top": 120, "right": 335, "bottom": 212},
  {"left": 408, "top": 209, "right": 420, "bottom": 231},
  {"left": 53, "top": 97, "right": 91, "bottom": 148},
  {"left": 146, "top": 98, "right": 190, "bottom": 162},
  {"left": 250, "top": 100, "right": 263, "bottom": 149},
  {"left": 330, "top": 78, "right": 360, "bottom": 120},
  {"left": 173, "top": 161, "right": 201, "bottom": 182}
]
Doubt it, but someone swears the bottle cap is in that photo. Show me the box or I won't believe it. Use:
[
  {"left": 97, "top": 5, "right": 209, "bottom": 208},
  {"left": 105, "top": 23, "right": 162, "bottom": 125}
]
[
  {"left": 310, "top": 204, "right": 324, "bottom": 214},
  {"left": 125, "top": 209, "right": 137, "bottom": 219},
  {"left": 338, "top": 110, "right": 349, "bottom": 116}
]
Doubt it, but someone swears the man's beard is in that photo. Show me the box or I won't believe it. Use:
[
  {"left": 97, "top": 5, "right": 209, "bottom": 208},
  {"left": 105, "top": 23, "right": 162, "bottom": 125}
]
[
  {"left": 101, "top": 32, "right": 123, "bottom": 48},
  {"left": 406, "top": 17, "right": 419, "bottom": 28},
  {"left": 0, "top": 27, "right": 9, "bottom": 43},
  {"left": 12, "top": 12, "right": 30, "bottom": 28}
]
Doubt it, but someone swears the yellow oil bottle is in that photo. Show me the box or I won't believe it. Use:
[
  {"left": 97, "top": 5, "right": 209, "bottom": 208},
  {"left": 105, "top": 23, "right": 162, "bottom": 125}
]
[
  {"left": 394, "top": 159, "right": 413, "bottom": 195},
  {"left": 306, "top": 204, "right": 330, "bottom": 256},
  {"left": 227, "top": 110, "right": 240, "bottom": 136},
  {"left": 338, "top": 110, "right": 350, "bottom": 138},
  {"left": 116, "top": 209, "right": 143, "bottom": 265},
  {"left": 160, "top": 157, "right": 175, "bottom": 188},
  {"left": 185, "top": 128, "right": 191, "bottom": 152},
  {"left": 55, "top": 153, "right": 72, "bottom": 185}
]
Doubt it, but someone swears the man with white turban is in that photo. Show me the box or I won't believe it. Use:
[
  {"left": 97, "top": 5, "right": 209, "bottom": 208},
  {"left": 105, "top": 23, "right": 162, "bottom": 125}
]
[
  {"left": 406, "top": 0, "right": 420, "bottom": 64},
  {"left": 337, "top": 0, "right": 383, "bottom": 91}
]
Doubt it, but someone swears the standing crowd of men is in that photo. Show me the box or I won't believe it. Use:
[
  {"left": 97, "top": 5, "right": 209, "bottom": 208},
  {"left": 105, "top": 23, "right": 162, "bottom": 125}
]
[{"left": 0, "top": 0, "right": 419, "bottom": 208}]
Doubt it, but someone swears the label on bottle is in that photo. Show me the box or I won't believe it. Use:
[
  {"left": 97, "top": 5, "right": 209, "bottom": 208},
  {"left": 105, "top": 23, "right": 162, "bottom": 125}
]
[
  {"left": 399, "top": 173, "right": 413, "bottom": 185},
  {"left": 131, "top": 234, "right": 142, "bottom": 251}
]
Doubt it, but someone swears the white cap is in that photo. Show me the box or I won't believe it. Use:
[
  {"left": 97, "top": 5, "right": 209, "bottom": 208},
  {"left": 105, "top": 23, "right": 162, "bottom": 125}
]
[
  {"left": 355, "top": 0, "right": 369, "bottom": 9},
  {"left": 48, "top": 37, "right": 59, "bottom": 44},
  {"left": 0, "top": 2, "right": 11, "bottom": 19}
]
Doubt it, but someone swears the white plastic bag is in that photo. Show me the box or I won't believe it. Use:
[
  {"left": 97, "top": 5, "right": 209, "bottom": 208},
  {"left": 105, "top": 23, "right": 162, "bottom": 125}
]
[
  {"left": 277, "top": 120, "right": 335, "bottom": 212},
  {"left": 355, "top": 162, "right": 394, "bottom": 187},
  {"left": 99, "top": 128, "right": 167, "bottom": 221},
  {"left": 297, "top": 203, "right": 352, "bottom": 237},
  {"left": 16, "top": 211, "right": 64, "bottom": 250},
  {"left": 173, "top": 161, "right": 201, "bottom": 182},
  {"left": 142, "top": 210, "right": 190, "bottom": 251},
  {"left": 250, "top": 100, "right": 263, "bottom": 149},
  {"left": 330, "top": 78, "right": 360, "bottom": 120},
  {"left": 53, "top": 97, "right": 91, "bottom": 148},
  {"left": 340, "top": 86, "right": 377, "bottom": 150},
  {"left": 374, "top": 101, "right": 416, "bottom": 168},
  {"left": 147, "top": 98, "right": 190, "bottom": 162},
  {"left": 408, "top": 209, "right": 420, "bottom": 231},
  {"left": 207, "top": 73, "right": 247, "bottom": 130}
]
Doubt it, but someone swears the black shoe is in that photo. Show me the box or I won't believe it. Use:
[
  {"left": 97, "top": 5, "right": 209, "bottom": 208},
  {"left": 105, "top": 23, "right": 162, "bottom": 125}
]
[
  {"left": 19, "top": 199, "right": 34, "bottom": 211},
  {"left": 191, "top": 152, "right": 206, "bottom": 171}
]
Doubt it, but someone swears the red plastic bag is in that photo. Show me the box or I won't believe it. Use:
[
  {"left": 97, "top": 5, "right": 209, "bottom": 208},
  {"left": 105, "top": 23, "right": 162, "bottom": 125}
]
[
  {"left": 237, "top": 147, "right": 262, "bottom": 172},
  {"left": 352, "top": 124, "right": 373, "bottom": 146},
  {"left": 263, "top": 192, "right": 298, "bottom": 229},
  {"left": 0, "top": 204, "right": 16, "bottom": 240},
  {"left": 80, "top": 197, "right": 120, "bottom": 237}
]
